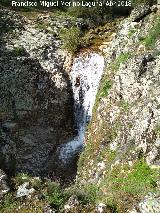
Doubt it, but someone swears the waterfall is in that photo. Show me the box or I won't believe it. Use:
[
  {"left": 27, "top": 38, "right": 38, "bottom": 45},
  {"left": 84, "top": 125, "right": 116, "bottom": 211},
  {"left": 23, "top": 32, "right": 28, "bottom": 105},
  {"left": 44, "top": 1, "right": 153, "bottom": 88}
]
[{"left": 58, "top": 53, "right": 104, "bottom": 163}]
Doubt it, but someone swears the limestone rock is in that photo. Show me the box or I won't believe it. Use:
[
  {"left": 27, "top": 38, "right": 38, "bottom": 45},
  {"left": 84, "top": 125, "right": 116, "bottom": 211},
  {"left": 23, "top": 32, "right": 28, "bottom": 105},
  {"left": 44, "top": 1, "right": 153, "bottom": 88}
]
[
  {"left": 64, "top": 195, "right": 79, "bottom": 212},
  {"left": 96, "top": 203, "right": 106, "bottom": 213},
  {"left": 77, "top": 6, "right": 160, "bottom": 213},
  {"left": 16, "top": 182, "right": 34, "bottom": 198},
  {"left": 0, "top": 169, "right": 10, "bottom": 199},
  {"left": 129, "top": 193, "right": 160, "bottom": 213},
  {"left": 130, "top": 5, "right": 151, "bottom": 22},
  {"left": 0, "top": 8, "right": 75, "bottom": 176}
]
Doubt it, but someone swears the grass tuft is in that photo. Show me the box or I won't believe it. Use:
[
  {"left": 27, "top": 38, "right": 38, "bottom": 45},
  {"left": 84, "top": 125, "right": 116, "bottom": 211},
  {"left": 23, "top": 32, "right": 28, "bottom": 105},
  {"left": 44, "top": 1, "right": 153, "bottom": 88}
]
[
  {"left": 144, "top": 17, "right": 160, "bottom": 48},
  {"left": 111, "top": 52, "right": 131, "bottom": 72}
]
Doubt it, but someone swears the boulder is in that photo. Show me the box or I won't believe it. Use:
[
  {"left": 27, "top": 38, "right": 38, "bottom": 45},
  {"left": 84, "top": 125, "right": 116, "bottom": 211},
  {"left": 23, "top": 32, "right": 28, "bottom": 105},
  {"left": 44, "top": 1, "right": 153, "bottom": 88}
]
[{"left": 16, "top": 182, "right": 34, "bottom": 198}]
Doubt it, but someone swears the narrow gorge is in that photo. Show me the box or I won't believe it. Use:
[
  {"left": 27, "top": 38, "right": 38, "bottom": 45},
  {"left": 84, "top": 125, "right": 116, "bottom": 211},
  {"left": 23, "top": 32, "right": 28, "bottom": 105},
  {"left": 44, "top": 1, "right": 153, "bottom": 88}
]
[{"left": 0, "top": 2, "right": 160, "bottom": 213}]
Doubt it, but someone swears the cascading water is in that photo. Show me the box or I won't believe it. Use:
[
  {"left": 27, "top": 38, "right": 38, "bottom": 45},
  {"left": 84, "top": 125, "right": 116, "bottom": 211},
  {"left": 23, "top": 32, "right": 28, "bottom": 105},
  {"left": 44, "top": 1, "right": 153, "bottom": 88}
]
[{"left": 58, "top": 53, "right": 104, "bottom": 164}]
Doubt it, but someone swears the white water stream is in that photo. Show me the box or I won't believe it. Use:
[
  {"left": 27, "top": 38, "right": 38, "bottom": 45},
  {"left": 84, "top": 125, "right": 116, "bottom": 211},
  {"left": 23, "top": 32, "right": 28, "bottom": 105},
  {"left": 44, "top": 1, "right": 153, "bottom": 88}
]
[{"left": 59, "top": 53, "right": 104, "bottom": 163}]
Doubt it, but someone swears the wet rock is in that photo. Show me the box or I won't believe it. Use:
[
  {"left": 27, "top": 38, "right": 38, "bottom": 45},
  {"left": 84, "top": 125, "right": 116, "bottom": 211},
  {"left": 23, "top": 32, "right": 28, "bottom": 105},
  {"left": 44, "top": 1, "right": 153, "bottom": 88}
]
[{"left": 0, "top": 169, "right": 10, "bottom": 199}]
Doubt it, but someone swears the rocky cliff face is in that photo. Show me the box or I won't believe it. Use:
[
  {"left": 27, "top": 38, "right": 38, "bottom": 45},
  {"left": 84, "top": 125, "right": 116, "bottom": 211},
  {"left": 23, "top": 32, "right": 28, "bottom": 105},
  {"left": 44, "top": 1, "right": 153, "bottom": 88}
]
[
  {"left": 0, "top": 4, "right": 160, "bottom": 213},
  {"left": 77, "top": 5, "right": 160, "bottom": 213},
  {"left": 0, "top": 8, "right": 76, "bottom": 176}
]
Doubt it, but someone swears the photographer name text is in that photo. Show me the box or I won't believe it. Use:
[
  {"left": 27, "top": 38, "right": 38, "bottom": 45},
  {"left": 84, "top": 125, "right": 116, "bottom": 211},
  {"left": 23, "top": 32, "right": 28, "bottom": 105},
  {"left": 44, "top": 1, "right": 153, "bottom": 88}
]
[{"left": 11, "top": 1, "right": 132, "bottom": 8}]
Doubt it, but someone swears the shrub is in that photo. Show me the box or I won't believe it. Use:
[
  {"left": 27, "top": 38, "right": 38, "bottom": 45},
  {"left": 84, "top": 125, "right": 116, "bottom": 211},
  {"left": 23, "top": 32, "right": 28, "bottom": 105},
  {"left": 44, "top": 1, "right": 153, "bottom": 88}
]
[
  {"left": 14, "top": 173, "right": 31, "bottom": 186},
  {"left": 67, "top": 5, "right": 104, "bottom": 23},
  {"left": 144, "top": 17, "right": 160, "bottom": 48},
  {"left": 59, "top": 26, "right": 81, "bottom": 53},
  {"left": 67, "top": 183, "right": 100, "bottom": 205},
  {"left": 0, "top": 194, "right": 19, "bottom": 212},
  {"left": 109, "top": 160, "right": 158, "bottom": 195},
  {"left": 83, "top": 184, "right": 100, "bottom": 204},
  {"left": 44, "top": 181, "right": 69, "bottom": 210},
  {"left": 0, "top": 193, "right": 47, "bottom": 212}
]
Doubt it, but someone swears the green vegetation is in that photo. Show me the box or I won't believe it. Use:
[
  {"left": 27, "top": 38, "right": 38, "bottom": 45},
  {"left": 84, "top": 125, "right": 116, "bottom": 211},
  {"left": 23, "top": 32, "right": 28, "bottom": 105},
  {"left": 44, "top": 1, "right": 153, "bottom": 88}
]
[
  {"left": 12, "top": 46, "right": 25, "bottom": 56},
  {"left": 35, "top": 22, "right": 51, "bottom": 32},
  {"left": 81, "top": 184, "right": 100, "bottom": 204},
  {"left": 95, "top": 52, "right": 131, "bottom": 103},
  {"left": 104, "top": 160, "right": 158, "bottom": 196},
  {"left": 65, "top": 183, "right": 101, "bottom": 207},
  {"left": 67, "top": 4, "right": 101, "bottom": 19},
  {"left": 14, "top": 173, "right": 32, "bottom": 186},
  {"left": 0, "top": 0, "right": 156, "bottom": 25},
  {"left": 0, "top": 194, "right": 19, "bottom": 213},
  {"left": 0, "top": 175, "right": 70, "bottom": 212},
  {"left": 44, "top": 181, "right": 69, "bottom": 210},
  {"left": 100, "top": 80, "right": 113, "bottom": 97},
  {"left": 76, "top": 159, "right": 159, "bottom": 212},
  {"left": 111, "top": 52, "right": 131, "bottom": 72},
  {"left": 119, "top": 100, "right": 130, "bottom": 111},
  {"left": 0, "top": 0, "right": 131, "bottom": 17},
  {"left": 14, "top": 173, "right": 69, "bottom": 210},
  {"left": 128, "top": 29, "right": 136, "bottom": 37},
  {"left": 144, "top": 17, "right": 160, "bottom": 48},
  {"left": 59, "top": 26, "right": 81, "bottom": 53},
  {"left": 154, "top": 123, "right": 160, "bottom": 135},
  {"left": 98, "top": 160, "right": 159, "bottom": 212},
  {"left": 0, "top": 195, "right": 47, "bottom": 213},
  {"left": 14, "top": 172, "right": 33, "bottom": 185},
  {"left": 0, "top": 1, "right": 159, "bottom": 213}
]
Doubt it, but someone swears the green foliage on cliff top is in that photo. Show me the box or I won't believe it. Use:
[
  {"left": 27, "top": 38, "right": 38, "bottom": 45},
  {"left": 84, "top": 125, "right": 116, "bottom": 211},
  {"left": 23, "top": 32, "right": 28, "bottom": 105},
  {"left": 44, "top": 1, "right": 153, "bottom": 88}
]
[{"left": 59, "top": 26, "right": 81, "bottom": 53}]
